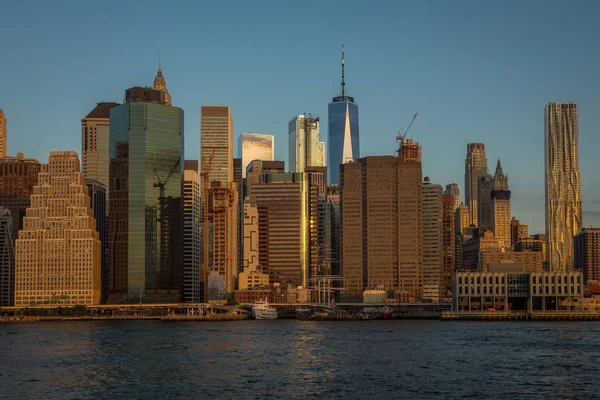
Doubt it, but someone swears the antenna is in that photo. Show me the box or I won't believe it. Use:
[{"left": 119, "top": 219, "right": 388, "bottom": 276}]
[{"left": 341, "top": 43, "right": 345, "bottom": 98}]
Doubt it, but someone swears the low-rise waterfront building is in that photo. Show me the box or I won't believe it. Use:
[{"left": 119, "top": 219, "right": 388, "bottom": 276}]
[{"left": 452, "top": 265, "right": 583, "bottom": 312}]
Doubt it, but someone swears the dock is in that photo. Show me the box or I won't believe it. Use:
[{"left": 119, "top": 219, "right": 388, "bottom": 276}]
[{"left": 441, "top": 311, "right": 600, "bottom": 321}]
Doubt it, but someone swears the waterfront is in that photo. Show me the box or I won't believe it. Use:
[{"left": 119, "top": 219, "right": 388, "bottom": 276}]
[{"left": 1, "top": 321, "right": 599, "bottom": 399}]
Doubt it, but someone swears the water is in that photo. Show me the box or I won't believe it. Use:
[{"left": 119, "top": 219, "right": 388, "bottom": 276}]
[{"left": 1, "top": 320, "right": 599, "bottom": 399}]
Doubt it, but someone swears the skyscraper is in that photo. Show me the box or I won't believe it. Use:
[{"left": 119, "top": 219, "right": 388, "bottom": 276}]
[
  {"left": 510, "top": 217, "right": 529, "bottom": 248},
  {"left": 289, "top": 113, "right": 325, "bottom": 173},
  {"left": 201, "top": 105, "right": 233, "bottom": 188},
  {"left": 248, "top": 170, "right": 320, "bottom": 288},
  {"left": 477, "top": 174, "right": 493, "bottom": 229},
  {"left": 81, "top": 102, "right": 120, "bottom": 196},
  {"left": 491, "top": 160, "right": 511, "bottom": 250},
  {"left": 238, "top": 133, "right": 274, "bottom": 177},
  {"left": 328, "top": 45, "right": 359, "bottom": 185},
  {"left": 0, "top": 207, "right": 14, "bottom": 306},
  {"left": 0, "top": 109, "right": 6, "bottom": 157},
  {"left": 455, "top": 203, "right": 470, "bottom": 235},
  {"left": 109, "top": 86, "right": 184, "bottom": 302},
  {"left": 545, "top": 102, "right": 582, "bottom": 272},
  {"left": 14, "top": 152, "right": 101, "bottom": 306},
  {"left": 444, "top": 183, "right": 460, "bottom": 211},
  {"left": 86, "top": 180, "right": 107, "bottom": 303},
  {"left": 209, "top": 182, "right": 238, "bottom": 298},
  {"left": 341, "top": 150, "right": 423, "bottom": 299},
  {"left": 465, "top": 143, "right": 488, "bottom": 227},
  {"left": 184, "top": 160, "right": 201, "bottom": 303},
  {"left": 422, "top": 178, "right": 443, "bottom": 302},
  {"left": 574, "top": 227, "right": 600, "bottom": 284},
  {"left": 0, "top": 153, "right": 41, "bottom": 234},
  {"left": 442, "top": 194, "right": 456, "bottom": 297}
]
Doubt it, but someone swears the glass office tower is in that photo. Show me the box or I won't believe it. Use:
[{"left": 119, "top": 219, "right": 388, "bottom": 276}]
[
  {"left": 109, "top": 87, "right": 184, "bottom": 303},
  {"left": 328, "top": 45, "right": 359, "bottom": 185}
]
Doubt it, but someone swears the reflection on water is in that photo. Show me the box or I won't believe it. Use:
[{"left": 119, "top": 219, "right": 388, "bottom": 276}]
[{"left": 1, "top": 321, "right": 599, "bottom": 399}]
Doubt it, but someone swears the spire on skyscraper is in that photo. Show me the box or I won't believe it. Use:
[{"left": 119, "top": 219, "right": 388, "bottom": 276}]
[
  {"left": 341, "top": 43, "right": 346, "bottom": 98},
  {"left": 494, "top": 159, "right": 504, "bottom": 178},
  {"left": 153, "top": 51, "right": 172, "bottom": 106}
]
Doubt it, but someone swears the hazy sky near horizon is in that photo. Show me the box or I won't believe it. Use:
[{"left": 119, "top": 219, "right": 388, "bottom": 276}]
[{"left": 1, "top": 0, "right": 599, "bottom": 233}]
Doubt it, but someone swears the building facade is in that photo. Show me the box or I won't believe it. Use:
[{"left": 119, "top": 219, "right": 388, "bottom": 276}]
[
  {"left": 238, "top": 133, "right": 274, "bottom": 178},
  {"left": 0, "top": 153, "right": 41, "bottom": 234},
  {"left": 465, "top": 143, "right": 488, "bottom": 227},
  {"left": 341, "top": 153, "right": 423, "bottom": 299},
  {"left": 477, "top": 174, "right": 493, "bottom": 229},
  {"left": 81, "top": 102, "right": 119, "bottom": 197},
  {"left": 491, "top": 160, "right": 511, "bottom": 249},
  {"left": 545, "top": 102, "right": 582, "bottom": 272},
  {"left": 510, "top": 217, "right": 529, "bottom": 248},
  {"left": 574, "top": 227, "right": 600, "bottom": 284},
  {"left": 184, "top": 161, "right": 201, "bottom": 303},
  {"left": 328, "top": 45, "right": 359, "bottom": 185},
  {"left": 14, "top": 152, "right": 101, "bottom": 306},
  {"left": 289, "top": 114, "right": 326, "bottom": 173},
  {"left": 514, "top": 238, "right": 547, "bottom": 265},
  {"left": 201, "top": 105, "right": 233, "bottom": 188},
  {"left": 0, "top": 109, "right": 5, "bottom": 157},
  {"left": 0, "top": 207, "right": 14, "bottom": 306},
  {"left": 109, "top": 86, "right": 184, "bottom": 303},
  {"left": 455, "top": 203, "right": 470, "bottom": 235},
  {"left": 423, "top": 178, "right": 443, "bottom": 302}
]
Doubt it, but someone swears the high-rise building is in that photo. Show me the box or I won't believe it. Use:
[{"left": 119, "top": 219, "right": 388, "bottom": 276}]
[
  {"left": 0, "top": 109, "right": 6, "bottom": 157},
  {"left": 248, "top": 170, "right": 320, "bottom": 288},
  {"left": 153, "top": 59, "right": 172, "bottom": 106},
  {"left": 86, "top": 180, "right": 107, "bottom": 304},
  {"left": 574, "top": 227, "right": 600, "bottom": 284},
  {"left": 245, "top": 160, "right": 285, "bottom": 201},
  {"left": 209, "top": 182, "right": 238, "bottom": 299},
  {"left": 0, "top": 207, "right": 14, "bottom": 306},
  {"left": 289, "top": 114, "right": 325, "bottom": 173},
  {"left": 491, "top": 160, "right": 511, "bottom": 250},
  {"left": 242, "top": 200, "right": 259, "bottom": 271},
  {"left": 109, "top": 86, "right": 184, "bottom": 303},
  {"left": 341, "top": 151, "right": 423, "bottom": 299},
  {"left": 14, "top": 152, "right": 101, "bottom": 306},
  {"left": 442, "top": 194, "right": 456, "bottom": 297},
  {"left": 327, "top": 185, "right": 341, "bottom": 276},
  {"left": 465, "top": 143, "right": 488, "bottom": 227},
  {"left": 81, "top": 102, "right": 119, "bottom": 196},
  {"left": 477, "top": 174, "right": 493, "bottom": 229},
  {"left": 201, "top": 105, "right": 233, "bottom": 189},
  {"left": 444, "top": 183, "right": 460, "bottom": 211},
  {"left": 184, "top": 161, "right": 201, "bottom": 303},
  {"left": 422, "top": 178, "right": 443, "bottom": 302},
  {"left": 328, "top": 45, "right": 359, "bottom": 185},
  {"left": 238, "top": 133, "right": 274, "bottom": 178},
  {"left": 545, "top": 102, "right": 582, "bottom": 272},
  {"left": 0, "top": 153, "right": 41, "bottom": 234},
  {"left": 455, "top": 203, "right": 470, "bottom": 235},
  {"left": 510, "top": 217, "right": 529, "bottom": 248}
]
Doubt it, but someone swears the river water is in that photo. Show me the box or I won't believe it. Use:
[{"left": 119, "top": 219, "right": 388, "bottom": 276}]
[{"left": 1, "top": 320, "right": 599, "bottom": 399}]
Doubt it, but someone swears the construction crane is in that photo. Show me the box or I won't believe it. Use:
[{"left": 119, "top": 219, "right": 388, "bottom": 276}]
[
  {"left": 201, "top": 148, "right": 216, "bottom": 303},
  {"left": 153, "top": 158, "right": 181, "bottom": 277},
  {"left": 396, "top": 112, "right": 419, "bottom": 153}
]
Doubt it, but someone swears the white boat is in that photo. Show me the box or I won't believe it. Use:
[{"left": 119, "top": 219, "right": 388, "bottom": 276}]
[{"left": 252, "top": 299, "right": 278, "bottom": 320}]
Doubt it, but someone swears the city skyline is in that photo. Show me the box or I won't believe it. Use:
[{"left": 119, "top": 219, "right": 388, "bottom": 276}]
[{"left": 1, "top": 2, "right": 600, "bottom": 234}]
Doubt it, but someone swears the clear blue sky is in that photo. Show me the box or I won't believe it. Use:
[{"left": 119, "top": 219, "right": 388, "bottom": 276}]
[{"left": 1, "top": 0, "right": 599, "bottom": 233}]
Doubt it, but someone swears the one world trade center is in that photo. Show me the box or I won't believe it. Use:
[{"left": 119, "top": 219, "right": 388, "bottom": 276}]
[{"left": 328, "top": 45, "right": 359, "bottom": 185}]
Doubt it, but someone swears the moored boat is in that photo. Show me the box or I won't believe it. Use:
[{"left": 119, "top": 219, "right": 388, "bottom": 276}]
[{"left": 252, "top": 299, "right": 278, "bottom": 320}]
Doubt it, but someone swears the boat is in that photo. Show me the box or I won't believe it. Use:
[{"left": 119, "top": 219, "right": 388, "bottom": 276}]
[
  {"left": 252, "top": 299, "right": 278, "bottom": 320},
  {"left": 379, "top": 306, "right": 394, "bottom": 320}
]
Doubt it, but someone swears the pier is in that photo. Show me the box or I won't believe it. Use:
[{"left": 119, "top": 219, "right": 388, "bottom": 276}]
[{"left": 442, "top": 311, "right": 600, "bottom": 321}]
